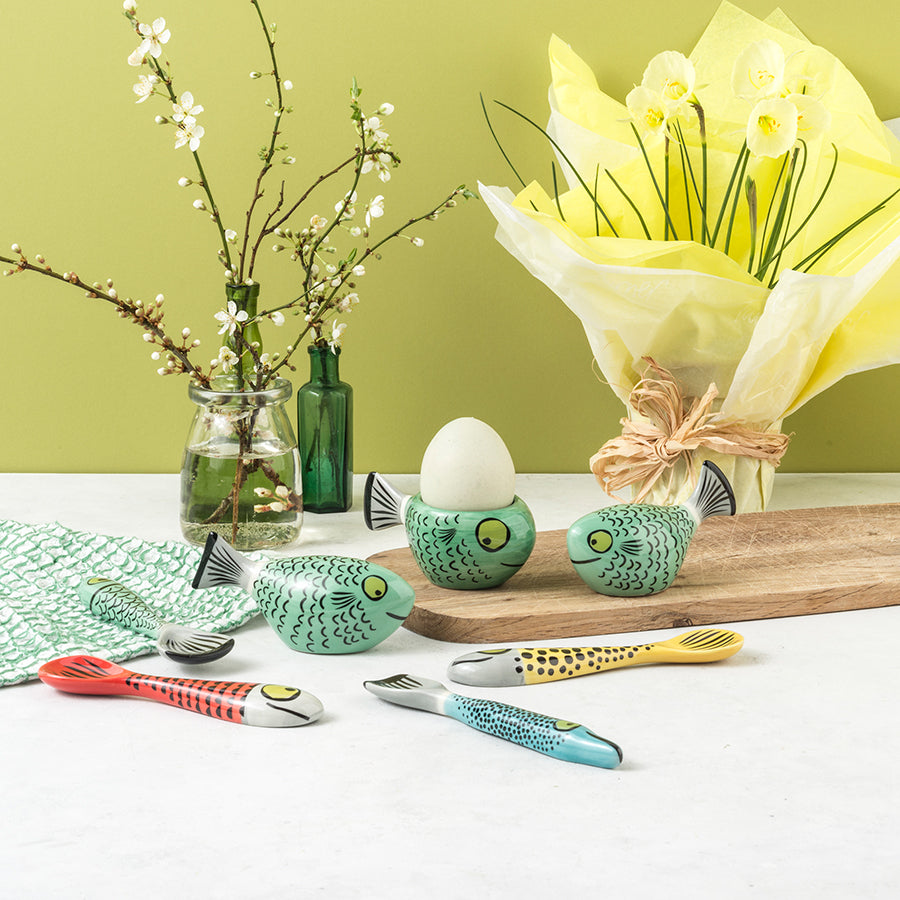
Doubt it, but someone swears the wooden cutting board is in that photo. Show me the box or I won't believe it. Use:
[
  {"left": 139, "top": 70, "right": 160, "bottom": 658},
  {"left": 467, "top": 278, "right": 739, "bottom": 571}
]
[{"left": 367, "top": 503, "right": 900, "bottom": 643}]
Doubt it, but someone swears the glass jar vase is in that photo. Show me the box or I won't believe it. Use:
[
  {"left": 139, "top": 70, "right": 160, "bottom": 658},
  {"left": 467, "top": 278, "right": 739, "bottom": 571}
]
[{"left": 180, "top": 377, "right": 303, "bottom": 550}]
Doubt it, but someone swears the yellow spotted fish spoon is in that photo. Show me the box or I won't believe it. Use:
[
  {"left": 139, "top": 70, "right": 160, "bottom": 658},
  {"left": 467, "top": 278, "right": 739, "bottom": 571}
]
[{"left": 448, "top": 628, "right": 743, "bottom": 687}]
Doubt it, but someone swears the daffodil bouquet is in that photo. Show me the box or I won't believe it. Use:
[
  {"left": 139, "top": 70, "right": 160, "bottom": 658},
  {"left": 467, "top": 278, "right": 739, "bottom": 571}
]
[
  {"left": 482, "top": 1, "right": 900, "bottom": 511},
  {"left": 1, "top": 0, "right": 471, "bottom": 392}
]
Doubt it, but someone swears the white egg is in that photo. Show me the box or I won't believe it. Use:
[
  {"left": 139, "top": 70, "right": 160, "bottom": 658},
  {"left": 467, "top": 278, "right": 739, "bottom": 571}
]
[{"left": 419, "top": 417, "right": 516, "bottom": 511}]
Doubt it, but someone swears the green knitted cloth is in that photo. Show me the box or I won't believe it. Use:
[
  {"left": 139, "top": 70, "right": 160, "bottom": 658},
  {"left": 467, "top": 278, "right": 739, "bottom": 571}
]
[{"left": 0, "top": 519, "right": 258, "bottom": 686}]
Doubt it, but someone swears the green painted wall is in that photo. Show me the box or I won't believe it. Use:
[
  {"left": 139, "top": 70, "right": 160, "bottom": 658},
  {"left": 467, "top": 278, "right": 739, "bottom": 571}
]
[{"left": 1, "top": 0, "right": 897, "bottom": 474}]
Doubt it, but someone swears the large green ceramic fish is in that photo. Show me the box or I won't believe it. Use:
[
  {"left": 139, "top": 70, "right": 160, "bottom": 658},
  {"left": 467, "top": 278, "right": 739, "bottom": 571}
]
[
  {"left": 364, "top": 472, "right": 536, "bottom": 589},
  {"left": 192, "top": 533, "right": 415, "bottom": 653},
  {"left": 567, "top": 460, "right": 736, "bottom": 597}
]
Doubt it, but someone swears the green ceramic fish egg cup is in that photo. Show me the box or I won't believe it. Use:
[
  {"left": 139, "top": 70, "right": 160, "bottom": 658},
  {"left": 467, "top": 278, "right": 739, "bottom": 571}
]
[{"left": 364, "top": 473, "right": 537, "bottom": 590}]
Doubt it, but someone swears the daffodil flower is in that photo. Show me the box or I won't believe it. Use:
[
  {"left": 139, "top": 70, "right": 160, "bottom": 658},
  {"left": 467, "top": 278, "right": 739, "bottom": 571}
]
[
  {"left": 641, "top": 51, "right": 696, "bottom": 114},
  {"left": 626, "top": 85, "right": 668, "bottom": 138},
  {"left": 127, "top": 17, "right": 171, "bottom": 67},
  {"left": 746, "top": 97, "right": 798, "bottom": 158},
  {"left": 214, "top": 300, "right": 248, "bottom": 335},
  {"left": 172, "top": 92, "right": 203, "bottom": 123},
  {"left": 788, "top": 93, "right": 831, "bottom": 141},
  {"left": 732, "top": 39, "right": 785, "bottom": 101},
  {"left": 174, "top": 120, "right": 204, "bottom": 152}
]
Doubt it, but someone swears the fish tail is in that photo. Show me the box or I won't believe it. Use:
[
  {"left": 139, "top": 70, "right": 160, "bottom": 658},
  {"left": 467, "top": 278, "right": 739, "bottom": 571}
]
[
  {"left": 155, "top": 623, "right": 235, "bottom": 664},
  {"left": 363, "top": 472, "right": 407, "bottom": 531},
  {"left": 686, "top": 460, "right": 736, "bottom": 522},
  {"left": 192, "top": 533, "right": 251, "bottom": 590}
]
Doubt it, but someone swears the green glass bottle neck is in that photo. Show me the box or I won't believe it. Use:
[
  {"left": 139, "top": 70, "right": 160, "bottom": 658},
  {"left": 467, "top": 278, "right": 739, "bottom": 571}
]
[{"left": 308, "top": 345, "right": 342, "bottom": 385}]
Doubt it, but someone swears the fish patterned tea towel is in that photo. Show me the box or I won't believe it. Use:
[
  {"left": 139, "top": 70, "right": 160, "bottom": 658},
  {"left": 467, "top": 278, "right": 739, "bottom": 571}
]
[{"left": 0, "top": 519, "right": 258, "bottom": 686}]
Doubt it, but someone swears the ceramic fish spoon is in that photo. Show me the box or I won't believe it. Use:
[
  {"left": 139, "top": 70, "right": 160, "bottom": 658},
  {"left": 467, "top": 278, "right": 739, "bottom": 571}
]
[
  {"left": 77, "top": 576, "right": 234, "bottom": 664},
  {"left": 448, "top": 629, "right": 744, "bottom": 687},
  {"left": 38, "top": 655, "right": 324, "bottom": 727},
  {"left": 364, "top": 673, "right": 622, "bottom": 769}
]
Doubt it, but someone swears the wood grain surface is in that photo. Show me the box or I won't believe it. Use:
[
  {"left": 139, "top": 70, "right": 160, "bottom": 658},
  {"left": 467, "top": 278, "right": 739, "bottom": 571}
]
[{"left": 367, "top": 503, "right": 900, "bottom": 643}]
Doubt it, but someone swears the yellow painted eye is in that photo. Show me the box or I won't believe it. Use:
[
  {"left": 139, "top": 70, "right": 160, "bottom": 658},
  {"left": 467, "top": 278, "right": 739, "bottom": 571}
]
[
  {"left": 476, "top": 518, "right": 510, "bottom": 552},
  {"left": 261, "top": 685, "right": 301, "bottom": 701},
  {"left": 363, "top": 575, "right": 388, "bottom": 600},
  {"left": 554, "top": 720, "right": 582, "bottom": 732},
  {"left": 588, "top": 530, "right": 613, "bottom": 553}
]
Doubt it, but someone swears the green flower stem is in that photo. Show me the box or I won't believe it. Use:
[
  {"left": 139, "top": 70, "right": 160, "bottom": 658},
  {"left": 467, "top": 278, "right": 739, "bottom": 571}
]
[
  {"left": 480, "top": 93, "right": 529, "bottom": 192},
  {"left": 757, "top": 153, "right": 789, "bottom": 272},
  {"left": 630, "top": 123, "right": 678, "bottom": 240},
  {"left": 551, "top": 161, "right": 567, "bottom": 221},
  {"left": 605, "top": 168, "right": 652, "bottom": 239},
  {"left": 672, "top": 121, "right": 704, "bottom": 242},
  {"left": 723, "top": 148, "right": 750, "bottom": 256},
  {"left": 592, "top": 165, "right": 601, "bottom": 236},
  {"left": 495, "top": 100, "right": 619, "bottom": 236},
  {"left": 711, "top": 141, "right": 748, "bottom": 247},
  {"left": 766, "top": 142, "right": 809, "bottom": 284},
  {"left": 745, "top": 176, "right": 758, "bottom": 274},
  {"left": 757, "top": 146, "right": 801, "bottom": 283},
  {"left": 695, "top": 103, "right": 709, "bottom": 245},
  {"left": 664, "top": 135, "right": 671, "bottom": 241}
]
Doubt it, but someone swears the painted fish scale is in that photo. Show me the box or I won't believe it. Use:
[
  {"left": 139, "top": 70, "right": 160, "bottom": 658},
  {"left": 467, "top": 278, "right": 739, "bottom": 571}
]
[
  {"left": 516, "top": 644, "right": 658, "bottom": 683},
  {"left": 124, "top": 672, "right": 254, "bottom": 721},
  {"left": 80, "top": 578, "right": 163, "bottom": 636},
  {"left": 404, "top": 504, "right": 487, "bottom": 588}
]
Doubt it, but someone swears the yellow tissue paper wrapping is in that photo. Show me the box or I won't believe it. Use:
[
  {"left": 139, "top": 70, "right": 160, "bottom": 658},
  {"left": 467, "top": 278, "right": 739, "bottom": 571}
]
[{"left": 481, "top": 2, "right": 900, "bottom": 511}]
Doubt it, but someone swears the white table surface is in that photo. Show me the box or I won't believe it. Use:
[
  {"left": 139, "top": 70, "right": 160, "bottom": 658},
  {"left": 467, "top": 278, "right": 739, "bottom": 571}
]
[{"left": 1, "top": 472, "right": 899, "bottom": 899}]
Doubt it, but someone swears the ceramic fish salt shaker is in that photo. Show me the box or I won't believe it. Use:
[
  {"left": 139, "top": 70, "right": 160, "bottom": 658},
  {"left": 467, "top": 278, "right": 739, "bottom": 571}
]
[
  {"left": 77, "top": 576, "right": 235, "bottom": 664},
  {"left": 364, "top": 473, "right": 536, "bottom": 589},
  {"left": 192, "top": 533, "right": 415, "bottom": 654},
  {"left": 567, "top": 461, "right": 736, "bottom": 596}
]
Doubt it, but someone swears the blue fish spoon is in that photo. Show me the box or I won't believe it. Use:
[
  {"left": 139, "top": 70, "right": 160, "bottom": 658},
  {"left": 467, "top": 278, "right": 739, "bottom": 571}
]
[
  {"left": 77, "top": 576, "right": 235, "bottom": 664},
  {"left": 364, "top": 472, "right": 536, "bottom": 589},
  {"left": 192, "top": 533, "right": 415, "bottom": 654},
  {"left": 364, "top": 673, "right": 622, "bottom": 769},
  {"left": 567, "top": 460, "right": 736, "bottom": 597}
]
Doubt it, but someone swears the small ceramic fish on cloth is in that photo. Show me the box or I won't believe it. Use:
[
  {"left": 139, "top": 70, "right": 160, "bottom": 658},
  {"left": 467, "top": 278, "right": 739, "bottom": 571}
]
[
  {"left": 365, "top": 473, "right": 536, "bottom": 589},
  {"left": 567, "top": 460, "right": 736, "bottom": 596},
  {"left": 192, "top": 533, "right": 415, "bottom": 653},
  {"left": 77, "top": 577, "right": 234, "bottom": 664}
]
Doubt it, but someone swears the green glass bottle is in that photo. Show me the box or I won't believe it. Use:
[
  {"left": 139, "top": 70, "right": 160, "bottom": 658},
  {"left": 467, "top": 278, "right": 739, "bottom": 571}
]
[
  {"left": 223, "top": 282, "right": 263, "bottom": 387},
  {"left": 297, "top": 345, "right": 353, "bottom": 512}
]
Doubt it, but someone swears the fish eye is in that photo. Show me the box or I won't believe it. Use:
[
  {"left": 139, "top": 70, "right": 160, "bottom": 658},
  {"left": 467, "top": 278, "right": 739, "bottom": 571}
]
[
  {"left": 261, "top": 685, "right": 301, "bottom": 701},
  {"left": 588, "top": 530, "right": 613, "bottom": 553},
  {"left": 476, "top": 518, "right": 510, "bottom": 552},
  {"left": 362, "top": 575, "right": 388, "bottom": 601}
]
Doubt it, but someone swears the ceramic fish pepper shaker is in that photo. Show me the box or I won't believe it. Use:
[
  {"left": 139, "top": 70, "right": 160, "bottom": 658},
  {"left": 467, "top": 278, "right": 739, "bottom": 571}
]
[
  {"left": 567, "top": 460, "right": 736, "bottom": 596},
  {"left": 192, "top": 533, "right": 415, "bottom": 654}
]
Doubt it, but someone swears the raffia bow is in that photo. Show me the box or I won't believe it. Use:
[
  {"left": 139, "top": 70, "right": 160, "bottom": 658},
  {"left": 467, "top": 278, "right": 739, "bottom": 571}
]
[{"left": 590, "top": 358, "right": 791, "bottom": 503}]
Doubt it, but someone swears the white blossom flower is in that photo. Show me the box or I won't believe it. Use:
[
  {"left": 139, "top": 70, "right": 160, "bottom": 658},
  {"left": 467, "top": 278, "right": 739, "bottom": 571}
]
[
  {"left": 788, "top": 93, "right": 831, "bottom": 141},
  {"left": 310, "top": 214, "right": 328, "bottom": 231},
  {"left": 352, "top": 264, "right": 366, "bottom": 277},
  {"left": 746, "top": 97, "right": 798, "bottom": 158},
  {"left": 215, "top": 346, "right": 240, "bottom": 372},
  {"left": 641, "top": 51, "right": 696, "bottom": 114},
  {"left": 192, "top": 199, "right": 206, "bottom": 210},
  {"left": 175, "top": 120, "right": 205, "bottom": 152},
  {"left": 177, "top": 176, "right": 192, "bottom": 187},
  {"left": 377, "top": 102, "right": 394, "bottom": 116},
  {"left": 732, "top": 39, "right": 785, "bottom": 101},
  {"left": 224, "top": 229, "right": 237, "bottom": 242},
  {"left": 123, "top": 1, "right": 137, "bottom": 12},
  {"left": 365, "top": 195, "right": 385, "bottom": 227},
  {"left": 411, "top": 237, "right": 424, "bottom": 248},
  {"left": 214, "top": 300, "right": 249, "bottom": 335},
  {"left": 132, "top": 74, "right": 157, "bottom": 103},
  {"left": 172, "top": 92, "right": 203, "bottom": 123},
  {"left": 328, "top": 321, "right": 347, "bottom": 352},
  {"left": 283, "top": 80, "right": 293, "bottom": 91},
  {"left": 128, "top": 17, "right": 170, "bottom": 67},
  {"left": 626, "top": 85, "right": 668, "bottom": 138},
  {"left": 269, "top": 311, "right": 285, "bottom": 326}
]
